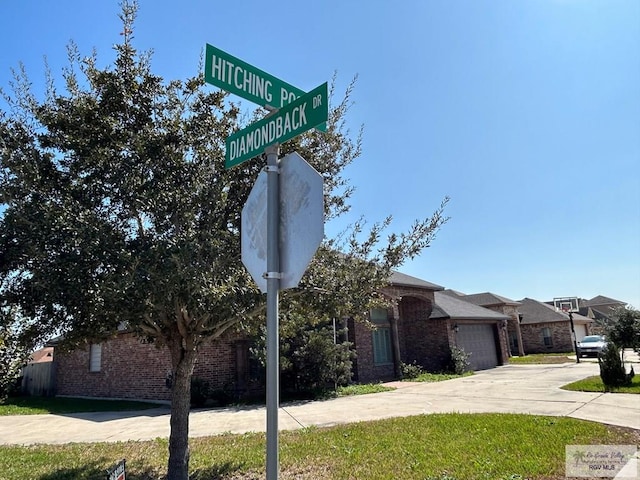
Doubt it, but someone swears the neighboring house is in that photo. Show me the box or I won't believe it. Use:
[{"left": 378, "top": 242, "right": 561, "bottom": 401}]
[
  {"left": 350, "top": 274, "right": 510, "bottom": 381},
  {"left": 442, "top": 291, "right": 524, "bottom": 357},
  {"left": 578, "top": 295, "right": 626, "bottom": 325},
  {"left": 517, "top": 298, "right": 593, "bottom": 354},
  {"left": 28, "top": 346, "right": 54, "bottom": 364},
  {"left": 21, "top": 347, "right": 55, "bottom": 396}
]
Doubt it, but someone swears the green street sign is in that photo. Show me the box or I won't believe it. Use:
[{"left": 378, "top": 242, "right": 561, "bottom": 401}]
[
  {"left": 226, "top": 82, "right": 328, "bottom": 168},
  {"left": 206, "top": 44, "right": 312, "bottom": 109}
]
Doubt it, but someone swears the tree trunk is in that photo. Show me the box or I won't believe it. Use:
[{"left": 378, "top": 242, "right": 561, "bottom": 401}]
[{"left": 167, "top": 337, "right": 198, "bottom": 480}]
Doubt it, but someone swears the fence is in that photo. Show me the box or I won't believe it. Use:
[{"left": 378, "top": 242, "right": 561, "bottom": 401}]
[{"left": 21, "top": 362, "right": 56, "bottom": 396}]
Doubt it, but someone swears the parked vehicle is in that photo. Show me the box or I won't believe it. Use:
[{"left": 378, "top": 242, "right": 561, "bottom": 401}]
[{"left": 577, "top": 335, "right": 607, "bottom": 357}]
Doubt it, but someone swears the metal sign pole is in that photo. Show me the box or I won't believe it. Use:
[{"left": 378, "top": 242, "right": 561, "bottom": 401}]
[{"left": 265, "top": 143, "right": 280, "bottom": 480}]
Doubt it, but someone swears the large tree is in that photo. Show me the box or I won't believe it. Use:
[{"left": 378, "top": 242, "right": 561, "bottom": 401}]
[{"left": 0, "top": 3, "right": 448, "bottom": 479}]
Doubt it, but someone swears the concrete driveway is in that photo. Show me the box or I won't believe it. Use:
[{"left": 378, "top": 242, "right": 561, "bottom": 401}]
[{"left": 1, "top": 358, "right": 638, "bottom": 445}]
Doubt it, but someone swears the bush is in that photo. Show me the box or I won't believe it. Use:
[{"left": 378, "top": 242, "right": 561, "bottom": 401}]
[
  {"left": 250, "top": 318, "right": 355, "bottom": 398},
  {"left": 209, "top": 388, "right": 232, "bottom": 407},
  {"left": 448, "top": 346, "right": 470, "bottom": 375},
  {"left": 190, "top": 377, "right": 210, "bottom": 408},
  {"left": 598, "top": 343, "right": 634, "bottom": 391},
  {"left": 401, "top": 361, "right": 424, "bottom": 379}
]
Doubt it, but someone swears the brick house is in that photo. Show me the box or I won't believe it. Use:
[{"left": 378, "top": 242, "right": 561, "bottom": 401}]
[
  {"left": 53, "top": 329, "right": 248, "bottom": 402},
  {"left": 49, "top": 271, "right": 513, "bottom": 401},
  {"left": 516, "top": 298, "right": 593, "bottom": 354},
  {"left": 578, "top": 295, "right": 626, "bottom": 328},
  {"left": 349, "top": 273, "right": 510, "bottom": 381}
]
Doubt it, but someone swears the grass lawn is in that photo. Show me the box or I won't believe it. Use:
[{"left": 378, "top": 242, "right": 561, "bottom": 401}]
[
  {"left": 0, "top": 413, "right": 637, "bottom": 479},
  {"left": 509, "top": 353, "right": 575, "bottom": 364},
  {"left": 562, "top": 374, "right": 640, "bottom": 394},
  {"left": 410, "top": 371, "right": 473, "bottom": 382},
  {"left": 335, "top": 383, "right": 395, "bottom": 396},
  {"left": 0, "top": 396, "right": 162, "bottom": 416}
]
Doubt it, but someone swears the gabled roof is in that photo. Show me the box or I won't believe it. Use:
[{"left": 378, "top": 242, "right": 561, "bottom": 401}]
[
  {"left": 430, "top": 292, "right": 510, "bottom": 321},
  {"left": 389, "top": 271, "right": 444, "bottom": 291},
  {"left": 440, "top": 289, "right": 466, "bottom": 298},
  {"left": 460, "top": 292, "right": 521, "bottom": 307},
  {"left": 584, "top": 295, "right": 626, "bottom": 307},
  {"left": 517, "top": 298, "right": 593, "bottom": 324}
]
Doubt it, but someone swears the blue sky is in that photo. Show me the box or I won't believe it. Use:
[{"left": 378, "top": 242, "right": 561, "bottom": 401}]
[{"left": 2, "top": 1, "right": 639, "bottom": 308}]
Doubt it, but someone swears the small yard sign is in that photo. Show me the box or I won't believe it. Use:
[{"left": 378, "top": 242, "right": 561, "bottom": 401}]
[{"left": 106, "top": 459, "right": 126, "bottom": 480}]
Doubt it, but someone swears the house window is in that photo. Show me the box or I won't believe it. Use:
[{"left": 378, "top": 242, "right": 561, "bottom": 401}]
[
  {"left": 89, "top": 344, "right": 102, "bottom": 372},
  {"left": 371, "top": 308, "right": 392, "bottom": 365},
  {"left": 542, "top": 328, "right": 553, "bottom": 348},
  {"left": 373, "top": 327, "right": 392, "bottom": 365}
]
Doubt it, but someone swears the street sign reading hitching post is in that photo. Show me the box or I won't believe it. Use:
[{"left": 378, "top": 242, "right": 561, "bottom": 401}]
[{"left": 205, "top": 44, "right": 308, "bottom": 110}]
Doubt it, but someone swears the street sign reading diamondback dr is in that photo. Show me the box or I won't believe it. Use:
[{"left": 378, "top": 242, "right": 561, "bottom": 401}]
[
  {"left": 225, "top": 82, "right": 328, "bottom": 168},
  {"left": 205, "top": 44, "right": 315, "bottom": 110}
]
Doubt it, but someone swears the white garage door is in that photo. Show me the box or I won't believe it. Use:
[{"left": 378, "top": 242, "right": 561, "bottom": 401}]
[
  {"left": 456, "top": 324, "right": 499, "bottom": 370},
  {"left": 574, "top": 324, "right": 587, "bottom": 342}
]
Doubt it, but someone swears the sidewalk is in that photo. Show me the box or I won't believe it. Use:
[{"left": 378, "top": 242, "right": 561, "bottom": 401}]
[{"left": 1, "top": 361, "right": 638, "bottom": 445}]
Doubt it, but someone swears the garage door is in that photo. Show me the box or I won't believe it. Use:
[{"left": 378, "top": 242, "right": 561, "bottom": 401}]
[
  {"left": 574, "top": 324, "right": 587, "bottom": 342},
  {"left": 456, "top": 324, "right": 499, "bottom": 370}
]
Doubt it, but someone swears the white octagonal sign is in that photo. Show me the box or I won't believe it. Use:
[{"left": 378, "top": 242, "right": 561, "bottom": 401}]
[{"left": 241, "top": 152, "right": 324, "bottom": 293}]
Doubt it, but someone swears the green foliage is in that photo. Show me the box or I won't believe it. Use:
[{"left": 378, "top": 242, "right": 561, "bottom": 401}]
[
  {"left": 251, "top": 316, "right": 355, "bottom": 397},
  {"left": 0, "top": 309, "right": 31, "bottom": 400},
  {"left": 605, "top": 306, "right": 640, "bottom": 352},
  {"left": 400, "top": 361, "right": 424, "bottom": 379},
  {"left": 448, "top": 346, "right": 471, "bottom": 375},
  {"left": 598, "top": 343, "right": 634, "bottom": 391},
  {"left": 190, "top": 377, "right": 209, "bottom": 408}
]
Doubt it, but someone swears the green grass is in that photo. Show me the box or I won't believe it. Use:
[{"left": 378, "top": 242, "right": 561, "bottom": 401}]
[
  {"left": 509, "top": 353, "right": 575, "bottom": 364},
  {"left": 0, "top": 413, "right": 637, "bottom": 479},
  {"left": 410, "top": 371, "right": 473, "bottom": 382},
  {"left": 562, "top": 375, "right": 640, "bottom": 394},
  {"left": 335, "top": 383, "right": 394, "bottom": 396},
  {"left": 0, "top": 396, "right": 162, "bottom": 416}
]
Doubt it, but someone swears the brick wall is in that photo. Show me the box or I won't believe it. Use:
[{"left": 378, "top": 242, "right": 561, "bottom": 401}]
[
  {"left": 520, "top": 321, "right": 573, "bottom": 354},
  {"left": 398, "top": 296, "right": 451, "bottom": 372},
  {"left": 483, "top": 305, "right": 524, "bottom": 357},
  {"left": 56, "top": 331, "right": 244, "bottom": 401}
]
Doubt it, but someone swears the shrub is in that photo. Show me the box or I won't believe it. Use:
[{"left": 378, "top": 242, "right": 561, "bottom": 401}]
[
  {"left": 598, "top": 343, "right": 633, "bottom": 391},
  {"left": 448, "top": 346, "right": 470, "bottom": 375},
  {"left": 209, "top": 388, "right": 232, "bottom": 407},
  {"left": 401, "top": 361, "right": 424, "bottom": 379},
  {"left": 250, "top": 317, "right": 355, "bottom": 398},
  {"left": 190, "top": 377, "right": 210, "bottom": 408}
]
